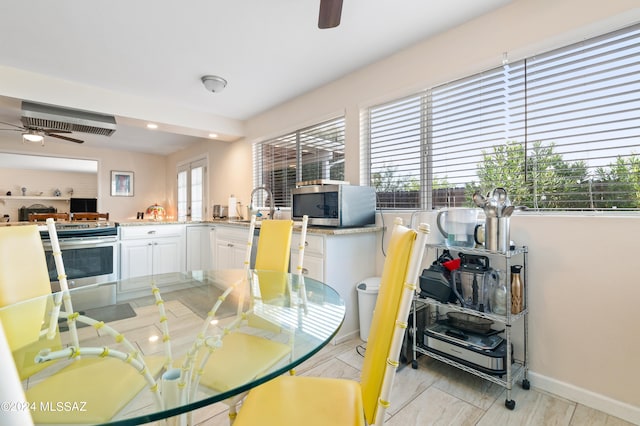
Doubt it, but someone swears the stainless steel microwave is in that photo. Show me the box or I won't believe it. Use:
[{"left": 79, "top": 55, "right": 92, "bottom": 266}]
[{"left": 292, "top": 184, "right": 376, "bottom": 227}]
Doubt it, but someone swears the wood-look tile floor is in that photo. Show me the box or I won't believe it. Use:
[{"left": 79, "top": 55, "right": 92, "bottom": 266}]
[
  {"left": 93, "top": 298, "right": 631, "bottom": 426},
  {"left": 176, "top": 336, "right": 634, "bottom": 426}
]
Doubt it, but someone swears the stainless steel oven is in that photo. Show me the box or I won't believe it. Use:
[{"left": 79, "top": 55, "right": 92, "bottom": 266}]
[{"left": 39, "top": 222, "right": 119, "bottom": 310}]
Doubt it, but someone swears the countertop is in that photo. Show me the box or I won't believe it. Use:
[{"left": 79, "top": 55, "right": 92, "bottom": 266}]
[
  {"left": 0, "top": 219, "right": 383, "bottom": 235},
  {"left": 117, "top": 219, "right": 383, "bottom": 235}
]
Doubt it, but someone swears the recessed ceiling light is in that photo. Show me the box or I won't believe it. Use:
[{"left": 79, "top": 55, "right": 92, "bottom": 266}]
[
  {"left": 208, "top": 133, "right": 218, "bottom": 138},
  {"left": 146, "top": 123, "right": 158, "bottom": 129}
]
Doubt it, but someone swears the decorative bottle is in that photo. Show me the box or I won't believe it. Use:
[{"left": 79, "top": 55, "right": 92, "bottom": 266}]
[
  {"left": 510, "top": 265, "right": 523, "bottom": 314},
  {"left": 490, "top": 269, "right": 507, "bottom": 315}
]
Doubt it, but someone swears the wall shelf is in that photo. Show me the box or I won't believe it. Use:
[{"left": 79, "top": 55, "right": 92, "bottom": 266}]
[{"left": 0, "top": 196, "right": 70, "bottom": 204}]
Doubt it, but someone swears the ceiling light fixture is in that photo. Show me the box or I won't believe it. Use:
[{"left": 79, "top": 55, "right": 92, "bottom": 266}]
[
  {"left": 201, "top": 75, "right": 227, "bottom": 93},
  {"left": 208, "top": 133, "right": 218, "bottom": 138},
  {"left": 146, "top": 123, "right": 158, "bottom": 129},
  {"left": 22, "top": 129, "right": 44, "bottom": 145}
]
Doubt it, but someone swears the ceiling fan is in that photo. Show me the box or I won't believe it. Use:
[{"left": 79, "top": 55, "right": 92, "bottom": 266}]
[
  {"left": 318, "top": 0, "right": 343, "bottom": 29},
  {"left": 0, "top": 121, "right": 84, "bottom": 145}
]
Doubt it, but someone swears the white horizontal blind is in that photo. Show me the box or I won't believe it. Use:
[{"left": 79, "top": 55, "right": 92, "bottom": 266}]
[
  {"left": 298, "top": 117, "right": 345, "bottom": 184},
  {"left": 367, "top": 94, "right": 424, "bottom": 209},
  {"left": 253, "top": 132, "right": 296, "bottom": 207},
  {"left": 524, "top": 24, "right": 640, "bottom": 210},
  {"left": 253, "top": 117, "right": 345, "bottom": 207},
  {"left": 431, "top": 61, "right": 525, "bottom": 208},
  {"left": 364, "top": 23, "right": 640, "bottom": 211}
]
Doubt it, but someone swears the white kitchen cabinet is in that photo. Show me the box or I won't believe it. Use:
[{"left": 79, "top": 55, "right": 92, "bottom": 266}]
[
  {"left": 186, "top": 224, "right": 215, "bottom": 271},
  {"left": 214, "top": 225, "right": 255, "bottom": 270},
  {"left": 119, "top": 224, "right": 185, "bottom": 294},
  {"left": 213, "top": 223, "right": 379, "bottom": 342},
  {"left": 291, "top": 230, "right": 378, "bottom": 343}
]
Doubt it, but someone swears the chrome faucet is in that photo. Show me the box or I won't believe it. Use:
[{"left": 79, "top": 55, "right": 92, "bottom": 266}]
[{"left": 250, "top": 186, "right": 275, "bottom": 219}]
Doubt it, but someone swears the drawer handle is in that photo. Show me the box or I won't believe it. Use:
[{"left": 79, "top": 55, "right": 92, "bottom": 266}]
[
  {"left": 301, "top": 268, "right": 309, "bottom": 275},
  {"left": 148, "top": 230, "right": 157, "bottom": 235},
  {"left": 227, "top": 243, "right": 234, "bottom": 247}
]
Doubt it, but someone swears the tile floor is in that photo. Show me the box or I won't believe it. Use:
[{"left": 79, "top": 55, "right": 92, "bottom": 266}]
[
  {"left": 85, "top": 295, "right": 632, "bottom": 426},
  {"left": 177, "top": 336, "right": 634, "bottom": 426}
]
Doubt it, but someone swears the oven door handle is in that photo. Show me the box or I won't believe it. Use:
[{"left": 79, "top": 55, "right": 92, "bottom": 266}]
[{"left": 43, "top": 237, "right": 118, "bottom": 248}]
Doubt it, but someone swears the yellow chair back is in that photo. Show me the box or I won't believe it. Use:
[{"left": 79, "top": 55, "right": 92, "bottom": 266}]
[
  {"left": 0, "top": 225, "right": 52, "bottom": 351},
  {"left": 359, "top": 222, "right": 417, "bottom": 424},
  {"left": 254, "top": 219, "right": 293, "bottom": 272}
]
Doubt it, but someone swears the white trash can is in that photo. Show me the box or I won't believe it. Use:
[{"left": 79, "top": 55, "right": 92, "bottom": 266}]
[{"left": 356, "top": 277, "right": 381, "bottom": 342}]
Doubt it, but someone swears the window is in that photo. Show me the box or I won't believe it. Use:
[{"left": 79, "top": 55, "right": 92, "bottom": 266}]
[
  {"left": 177, "top": 158, "right": 207, "bottom": 221},
  {"left": 364, "top": 23, "right": 640, "bottom": 211},
  {"left": 253, "top": 117, "right": 345, "bottom": 207},
  {"left": 365, "top": 94, "right": 425, "bottom": 209}
]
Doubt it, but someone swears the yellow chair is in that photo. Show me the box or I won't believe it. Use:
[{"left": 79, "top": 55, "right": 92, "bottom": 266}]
[
  {"left": 0, "top": 319, "right": 34, "bottom": 425},
  {"left": 0, "top": 223, "right": 164, "bottom": 424},
  {"left": 233, "top": 218, "right": 429, "bottom": 426},
  {"left": 193, "top": 215, "right": 308, "bottom": 422}
]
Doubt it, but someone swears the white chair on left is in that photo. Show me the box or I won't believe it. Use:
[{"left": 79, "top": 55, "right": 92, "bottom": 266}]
[{"left": 0, "top": 220, "right": 165, "bottom": 424}]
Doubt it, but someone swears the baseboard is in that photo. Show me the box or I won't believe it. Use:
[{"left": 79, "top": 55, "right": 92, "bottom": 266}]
[
  {"left": 529, "top": 372, "right": 640, "bottom": 425},
  {"left": 333, "top": 329, "right": 359, "bottom": 344}
]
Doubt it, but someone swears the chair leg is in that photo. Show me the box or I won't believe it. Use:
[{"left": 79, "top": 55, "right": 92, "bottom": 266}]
[{"left": 228, "top": 403, "right": 238, "bottom": 425}]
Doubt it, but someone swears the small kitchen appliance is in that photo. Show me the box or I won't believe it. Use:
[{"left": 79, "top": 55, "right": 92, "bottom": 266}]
[
  {"left": 423, "top": 323, "right": 508, "bottom": 375},
  {"left": 436, "top": 208, "right": 480, "bottom": 248},
  {"left": 451, "top": 253, "right": 491, "bottom": 312},
  {"left": 292, "top": 181, "right": 376, "bottom": 227}
]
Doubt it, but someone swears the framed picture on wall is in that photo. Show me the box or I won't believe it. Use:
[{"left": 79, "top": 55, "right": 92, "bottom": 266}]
[{"left": 111, "top": 171, "right": 134, "bottom": 197}]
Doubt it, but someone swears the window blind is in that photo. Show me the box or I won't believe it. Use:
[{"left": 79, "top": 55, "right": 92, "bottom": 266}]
[
  {"left": 367, "top": 94, "right": 424, "bottom": 209},
  {"left": 524, "top": 24, "right": 640, "bottom": 210},
  {"left": 364, "top": 22, "right": 640, "bottom": 211},
  {"left": 253, "top": 117, "right": 345, "bottom": 207},
  {"left": 431, "top": 61, "right": 525, "bottom": 208}
]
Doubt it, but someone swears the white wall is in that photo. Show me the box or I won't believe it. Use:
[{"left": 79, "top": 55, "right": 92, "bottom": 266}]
[
  {"left": 166, "top": 138, "right": 253, "bottom": 218},
  {"left": 0, "top": 136, "right": 169, "bottom": 222},
  {"left": 236, "top": 0, "right": 640, "bottom": 422}
]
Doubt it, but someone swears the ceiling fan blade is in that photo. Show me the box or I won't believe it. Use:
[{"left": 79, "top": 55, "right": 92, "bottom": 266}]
[
  {"left": 42, "top": 129, "right": 72, "bottom": 134},
  {"left": 0, "top": 120, "right": 26, "bottom": 130},
  {"left": 318, "top": 0, "right": 343, "bottom": 29},
  {"left": 47, "top": 133, "right": 84, "bottom": 144}
]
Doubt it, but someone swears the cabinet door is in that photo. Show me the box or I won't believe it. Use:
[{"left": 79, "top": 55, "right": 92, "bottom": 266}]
[
  {"left": 152, "top": 237, "right": 182, "bottom": 275},
  {"left": 214, "top": 238, "right": 233, "bottom": 270},
  {"left": 120, "top": 240, "right": 153, "bottom": 280},
  {"left": 300, "top": 254, "right": 324, "bottom": 282},
  {"left": 186, "top": 226, "right": 214, "bottom": 271},
  {"left": 119, "top": 240, "right": 153, "bottom": 292},
  {"left": 215, "top": 237, "right": 248, "bottom": 270}
]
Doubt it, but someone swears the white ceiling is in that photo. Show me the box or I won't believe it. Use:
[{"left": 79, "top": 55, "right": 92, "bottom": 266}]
[{"left": 0, "top": 0, "right": 511, "bottom": 154}]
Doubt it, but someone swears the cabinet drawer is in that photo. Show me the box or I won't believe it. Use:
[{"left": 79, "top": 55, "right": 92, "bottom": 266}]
[
  {"left": 293, "top": 233, "right": 324, "bottom": 256},
  {"left": 299, "top": 254, "right": 324, "bottom": 282},
  {"left": 216, "top": 226, "right": 250, "bottom": 242},
  {"left": 120, "top": 225, "right": 184, "bottom": 240}
]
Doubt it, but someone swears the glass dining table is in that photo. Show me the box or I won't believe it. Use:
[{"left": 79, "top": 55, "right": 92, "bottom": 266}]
[{"left": 1, "top": 269, "right": 345, "bottom": 425}]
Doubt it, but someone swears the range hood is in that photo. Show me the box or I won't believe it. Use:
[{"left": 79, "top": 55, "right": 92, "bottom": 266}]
[{"left": 21, "top": 101, "right": 117, "bottom": 136}]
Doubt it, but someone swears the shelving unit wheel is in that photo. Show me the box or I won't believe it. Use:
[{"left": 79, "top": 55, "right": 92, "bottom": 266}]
[
  {"left": 522, "top": 379, "right": 531, "bottom": 390},
  {"left": 411, "top": 360, "right": 418, "bottom": 369},
  {"left": 505, "top": 399, "right": 516, "bottom": 410}
]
